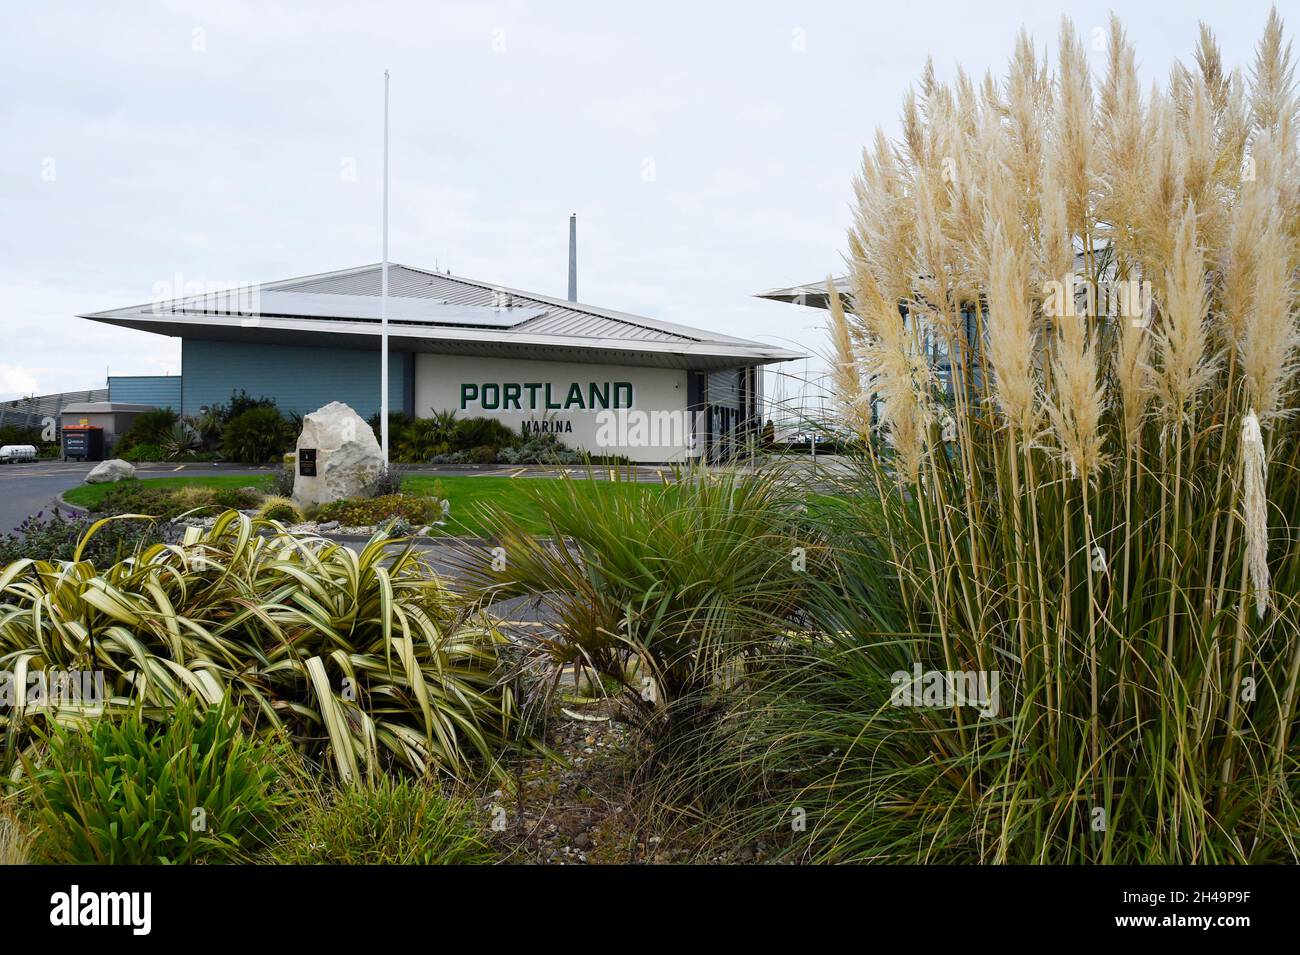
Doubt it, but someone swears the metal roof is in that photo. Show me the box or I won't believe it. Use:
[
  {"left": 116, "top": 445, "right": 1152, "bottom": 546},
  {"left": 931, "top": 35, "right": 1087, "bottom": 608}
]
[
  {"left": 82, "top": 263, "right": 804, "bottom": 371},
  {"left": 755, "top": 276, "right": 853, "bottom": 310},
  {"left": 60, "top": 402, "right": 157, "bottom": 414}
]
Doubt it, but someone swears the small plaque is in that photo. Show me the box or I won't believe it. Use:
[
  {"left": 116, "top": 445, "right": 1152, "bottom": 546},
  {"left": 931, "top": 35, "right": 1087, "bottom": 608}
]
[{"left": 298, "top": 448, "right": 317, "bottom": 477}]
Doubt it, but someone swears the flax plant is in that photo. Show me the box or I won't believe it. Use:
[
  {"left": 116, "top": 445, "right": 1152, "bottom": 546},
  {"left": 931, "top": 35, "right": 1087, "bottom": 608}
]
[{"left": 0, "top": 512, "right": 519, "bottom": 783}]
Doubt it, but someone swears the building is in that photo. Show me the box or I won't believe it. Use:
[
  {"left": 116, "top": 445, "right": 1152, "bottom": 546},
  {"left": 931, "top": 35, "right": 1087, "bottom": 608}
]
[
  {"left": 0, "top": 388, "right": 108, "bottom": 431},
  {"left": 59, "top": 401, "right": 158, "bottom": 450},
  {"left": 82, "top": 262, "right": 802, "bottom": 463}
]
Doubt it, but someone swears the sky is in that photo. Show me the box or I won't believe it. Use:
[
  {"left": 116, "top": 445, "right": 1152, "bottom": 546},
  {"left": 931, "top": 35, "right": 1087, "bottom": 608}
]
[{"left": 0, "top": 0, "right": 1288, "bottom": 403}]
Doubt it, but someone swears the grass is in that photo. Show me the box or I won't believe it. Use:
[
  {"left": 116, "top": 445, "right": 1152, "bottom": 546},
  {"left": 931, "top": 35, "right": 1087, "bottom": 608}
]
[
  {"left": 404, "top": 474, "right": 654, "bottom": 537},
  {"left": 271, "top": 777, "right": 495, "bottom": 864},
  {"left": 63, "top": 473, "right": 660, "bottom": 538}
]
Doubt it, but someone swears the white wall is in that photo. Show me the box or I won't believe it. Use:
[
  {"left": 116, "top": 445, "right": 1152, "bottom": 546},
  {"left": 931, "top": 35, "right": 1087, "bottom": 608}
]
[{"left": 413, "top": 353, "right": 694, "bottom": 462}]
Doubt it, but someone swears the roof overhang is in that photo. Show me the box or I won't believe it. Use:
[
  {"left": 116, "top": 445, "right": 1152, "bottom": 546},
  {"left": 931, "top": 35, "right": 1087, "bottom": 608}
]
[
  {"left": 83, "top": 309, "right": 805, "bottom": 371},
  {"left": 60, "top": 402, "right": 157, "bottom": 414},
  {"left": 755, "top": 276, "right": 853, "bottom": 311}
]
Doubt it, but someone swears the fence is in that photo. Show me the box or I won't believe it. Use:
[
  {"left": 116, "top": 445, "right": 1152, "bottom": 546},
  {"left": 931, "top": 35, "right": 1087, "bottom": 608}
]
[{"left": 0, "top": 389, "right": 109, "bottom": 431}]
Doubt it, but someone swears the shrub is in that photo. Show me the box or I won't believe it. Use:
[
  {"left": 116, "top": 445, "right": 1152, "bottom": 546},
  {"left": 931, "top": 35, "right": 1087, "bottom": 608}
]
[
  {"left": 221, "top": 389, "right": 279, "bottom": 422},
  {"left": 115, "top": 408, "right": 179, "bottom": 453},
  {"left": 0, "top": 512, "right": 518, "bottom": 779},
  {"left": 428, "top": 450, "right": 472, "bottom": 464},
  {"left": 498, "top": 432, "right": 580, "bottom": 465},
  {"left": 368, "top": 411, "right": 416, "bottom": 447},
  {"left": 0, "top": 511, "right": 169, "bottom": 564},
  {"left": 210, "top": 487, "right": 264, "bottom": 511},
  {"left": 467, "top": 444, "right": 498, "bottom": 465},
  {"left": 468, "top": 469, "right": 825, "bottom": 730},
  {"left": 161, "top": 420, "right": 201, "bottom": 459},
  {"left": 379, "top": 515, "right": 414, "bottom": 537},
  {"left": 273, "top": 778, "right": 493, "bottom": 864},
  {"left": 393, "top": 412, "right": 457, "bottom": 462},
  {"left": 81, "top": 481, "right": 175, "bottom": 517},
  {"left": 316, "top": 493, "right": 440, "bottom": 528},
  {"left": 362, "top": 465, "right": 406, "bottom": 498},
  {"left": 24, "top": 698, "right": 299, "bottom": 864},
  {"left": 0, "top": 425, "right": 42, "bottom": 447},
  {"left": 222, "top": 406, "right": 294, "bottom": 463},
  {"left": 194, "top": 406, "right": 225, "bottom": 449},
  {"left": 257, "top": 495, "right": 302, "bottom": 523},
  {"left": 81, "top": 482, "right": 263, "bottom": 521},
  {"left": 454, "top": 416, "right": 517, "bottom": 452},
  {"left": 169, "top": 485, "right": 219, "bottom": 510},
  {"left": 119, "top": 442, "right": 166, "bottom": 462}
]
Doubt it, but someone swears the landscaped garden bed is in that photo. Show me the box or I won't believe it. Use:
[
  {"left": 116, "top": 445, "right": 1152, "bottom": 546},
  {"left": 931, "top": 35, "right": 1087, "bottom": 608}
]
[{"left": 61, "top": 472, "right": 660, "bottom": 539}]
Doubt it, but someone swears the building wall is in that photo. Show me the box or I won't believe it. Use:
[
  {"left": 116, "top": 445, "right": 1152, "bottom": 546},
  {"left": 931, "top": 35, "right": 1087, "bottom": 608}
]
[
  {"left": 59, "top": 410, "right": 146, "bottom": 449},
  {"left": 108, "top": 375, "right": 183, "bottom": 409},
  {"left": 414, "top": 353, "right": 692, "bottom": 462},
  {"left": 181, "top": 339, "right": 408, "bottom": 419}
]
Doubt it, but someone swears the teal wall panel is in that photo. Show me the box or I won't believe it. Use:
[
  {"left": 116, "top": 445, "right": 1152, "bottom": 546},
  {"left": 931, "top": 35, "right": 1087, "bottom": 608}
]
[
  {"left": 108, "top": 375, "right": 183, "bottom": 409},
  {"left": 181, "top": 339, "right": 408, "bottom": 419}
]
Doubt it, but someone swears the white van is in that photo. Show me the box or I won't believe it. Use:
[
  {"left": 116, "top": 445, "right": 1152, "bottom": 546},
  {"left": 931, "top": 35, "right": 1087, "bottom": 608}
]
[{"left": 0, "top": 444, "right": 38, "bottom": 463}]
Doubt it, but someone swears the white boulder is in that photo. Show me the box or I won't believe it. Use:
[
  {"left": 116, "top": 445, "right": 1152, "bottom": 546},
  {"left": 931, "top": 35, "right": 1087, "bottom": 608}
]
[
  {"left": 292, "top": 402, "right": 384, "bottom": 507},
  {"left": 85, "top": 459, "right": 136, "bottom": 484}
]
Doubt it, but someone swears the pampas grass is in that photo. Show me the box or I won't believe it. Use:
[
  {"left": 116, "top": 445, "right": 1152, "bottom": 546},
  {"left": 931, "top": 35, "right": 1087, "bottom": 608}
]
[{"left": 687, "top": 7, "right": 1300, "bottom": 864}]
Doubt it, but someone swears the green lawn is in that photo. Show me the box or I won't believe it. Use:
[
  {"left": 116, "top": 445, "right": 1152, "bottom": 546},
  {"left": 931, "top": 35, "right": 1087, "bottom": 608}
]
[
  {"left": 403, "top": 475, "right": 656, "bottom": 537},
  {"left": 63, "top": 473, "right": 658, "bottom": 538}
]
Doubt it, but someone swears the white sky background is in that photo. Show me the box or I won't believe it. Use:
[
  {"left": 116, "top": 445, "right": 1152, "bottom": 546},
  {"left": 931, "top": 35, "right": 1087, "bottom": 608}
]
[{"left": 0, "top": 0, "right": 1287, "bottom": 403}]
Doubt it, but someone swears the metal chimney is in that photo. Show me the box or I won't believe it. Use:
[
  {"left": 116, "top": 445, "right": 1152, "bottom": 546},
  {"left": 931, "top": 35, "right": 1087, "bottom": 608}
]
[{"left": 567, "top": 213, "right": 577, "bottom": 302}]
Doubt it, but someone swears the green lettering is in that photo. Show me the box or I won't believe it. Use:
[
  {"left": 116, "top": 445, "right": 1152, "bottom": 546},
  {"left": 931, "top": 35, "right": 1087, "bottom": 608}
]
[
  {"left": 482, "top": 383, "right": 500, "bottom": 410},
  {"left": 564, "top": 382, "right": 585, "bottom": 409},
  {"left": 460, "top": 383, "right": 479, "bottom": 409},
  {"left": 504, "top": 383, "right": 522, "bottom": 410},
  {"left": 588, "top": 381, "right": 610, "bottom": 409},
  {"left": 614, "top": 382, "right": 634, "bottom": 409}
]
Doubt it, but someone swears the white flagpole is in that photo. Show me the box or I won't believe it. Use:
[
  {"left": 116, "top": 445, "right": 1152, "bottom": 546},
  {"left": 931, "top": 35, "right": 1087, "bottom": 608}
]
[{"left": 379, "top": 69, "right": 391, "bottom": 466}]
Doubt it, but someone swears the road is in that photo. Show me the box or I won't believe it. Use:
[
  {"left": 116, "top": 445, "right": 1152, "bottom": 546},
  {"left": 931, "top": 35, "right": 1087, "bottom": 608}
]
[{"left": 0, "top": 461, "right": 282, "bottom": 533}]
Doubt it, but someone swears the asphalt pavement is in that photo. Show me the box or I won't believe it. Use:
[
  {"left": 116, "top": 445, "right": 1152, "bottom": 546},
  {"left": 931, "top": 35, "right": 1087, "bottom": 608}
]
[{"left": 0, "top": 461, "right": 277, "bottom": 533}]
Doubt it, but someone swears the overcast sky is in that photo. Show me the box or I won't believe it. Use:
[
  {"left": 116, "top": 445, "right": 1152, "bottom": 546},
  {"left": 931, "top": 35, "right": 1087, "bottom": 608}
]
[{"left": 0, "top": 0, "right": 1287, "bottom": 402}]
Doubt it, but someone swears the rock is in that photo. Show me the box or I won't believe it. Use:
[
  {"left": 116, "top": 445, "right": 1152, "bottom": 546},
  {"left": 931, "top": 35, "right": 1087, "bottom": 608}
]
[
  {"left": 85, "top": 459, "right": 135, "bottom": 484},
  {"left": 291, "top": 402, "right": 384, "bottom": 507},
  {"left": 317, "top": 520, "right": 340, "bottom": 531},
  {"left": 238, "top": 486, "right": 265, "bottom": 498},
  {"left": 573, "top": 832, "right": 592, "bottom": 850}
]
